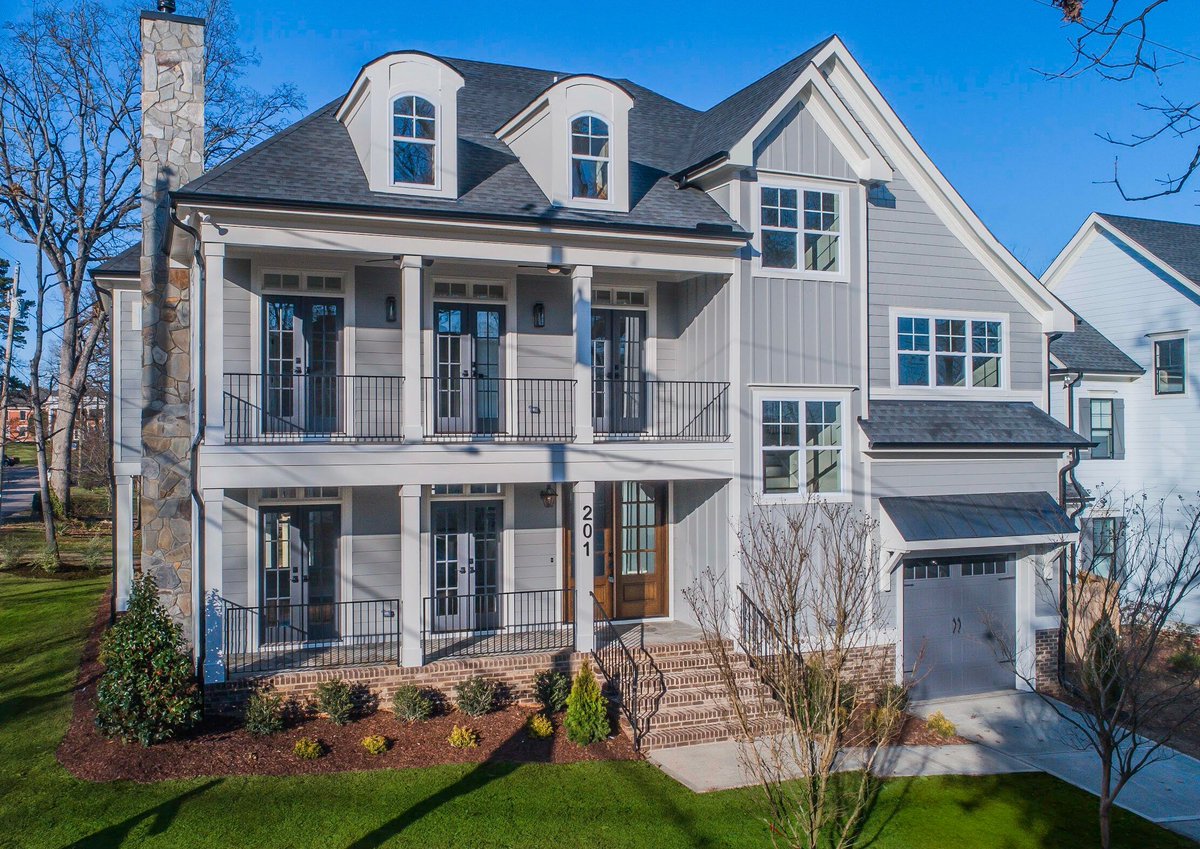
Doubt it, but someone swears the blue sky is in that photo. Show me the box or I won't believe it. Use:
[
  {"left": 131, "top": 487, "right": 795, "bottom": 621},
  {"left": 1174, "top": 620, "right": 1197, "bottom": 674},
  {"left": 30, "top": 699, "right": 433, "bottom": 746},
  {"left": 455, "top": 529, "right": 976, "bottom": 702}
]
[{"left": 1, "top": 0, "right": 1198, "bottom": 336}]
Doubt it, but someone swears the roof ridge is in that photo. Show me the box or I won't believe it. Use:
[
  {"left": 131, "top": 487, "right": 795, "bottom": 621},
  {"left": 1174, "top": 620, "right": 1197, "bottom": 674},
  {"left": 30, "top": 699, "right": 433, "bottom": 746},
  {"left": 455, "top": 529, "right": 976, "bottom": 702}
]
[{"left": 1097, "top": 211, "right": 1200, "bottom": 229}]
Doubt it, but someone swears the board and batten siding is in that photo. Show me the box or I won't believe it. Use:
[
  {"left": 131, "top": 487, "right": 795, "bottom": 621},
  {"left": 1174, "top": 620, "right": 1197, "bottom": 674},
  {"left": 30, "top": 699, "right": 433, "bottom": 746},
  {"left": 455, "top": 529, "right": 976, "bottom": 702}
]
[
  {"left": 866, "top": 174, "right": 1043, "bottom": 392},
  {"left": 350, "top": 486, "right": 402, "bottom": 602},
  {"left": 116, "top": 288, "right": 143, "bottom": 464},
  {"left": 671, "top": 480, "right": 729, "bottom": 626},
  {"left": 755, "top": 102, "right": 856, "bottom": 181},
  {"left": 657, "top": 274, "right": 730, "bottom": 383}
]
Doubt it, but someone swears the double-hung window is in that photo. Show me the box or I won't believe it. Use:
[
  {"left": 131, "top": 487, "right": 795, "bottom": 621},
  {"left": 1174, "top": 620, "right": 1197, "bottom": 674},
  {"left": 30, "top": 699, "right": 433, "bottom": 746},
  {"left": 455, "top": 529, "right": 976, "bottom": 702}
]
[
  {"left": 571, "top": 115, "right": 610, "bottom": 200},
  {"left": 1154, "top": 337, "right": 1186, "bottom": 395},
  {"left": 760, "top": 187, "right": 841, "bottom": 273},
  {"left": 1090, "top": 517, "right": 1121, "bottom": 578},
  {"left": 1089, "top": 399, "right": 1114, "bottom": 459},
  {"left": 761, "top": 399, "right": 844, "bottom": 496},
  {"left": 896, "top": 315, "right": 1003, "bottom": 388}
]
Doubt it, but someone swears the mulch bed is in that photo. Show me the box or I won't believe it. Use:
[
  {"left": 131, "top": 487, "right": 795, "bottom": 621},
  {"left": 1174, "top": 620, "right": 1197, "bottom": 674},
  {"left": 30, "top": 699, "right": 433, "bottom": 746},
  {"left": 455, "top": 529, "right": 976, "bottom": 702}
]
[
  {"left": 58, "top": 590, "right": 637, "bottom": 783},
  {"left": 890, "top": 714, "right": 967, "bottom": 746}
]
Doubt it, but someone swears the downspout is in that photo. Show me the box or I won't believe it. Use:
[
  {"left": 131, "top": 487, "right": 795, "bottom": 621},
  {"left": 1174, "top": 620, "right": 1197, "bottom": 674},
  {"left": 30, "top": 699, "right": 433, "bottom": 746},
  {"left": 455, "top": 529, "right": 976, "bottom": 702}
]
[
  {"left": 169, "top": 207, "right": 208, "bottom": 699},
  {"left": 1057, "top": 367, "right": 1087, "bottom": 688}
]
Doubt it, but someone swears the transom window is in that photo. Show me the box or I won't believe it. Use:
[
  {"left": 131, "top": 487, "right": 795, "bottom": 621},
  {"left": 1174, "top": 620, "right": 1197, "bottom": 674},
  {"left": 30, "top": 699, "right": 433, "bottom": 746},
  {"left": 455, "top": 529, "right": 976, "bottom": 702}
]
[
  {"left": 392, "top": 95, "right": 436, "bottom": 185},
  {"left": 896, "top": 315, "right": 1003, "bottom": 388},
  {"left": 1089, "top": 398, "right": 1114, "bottom": 459},
  {"left": 431, "top": 484, "right": 502, "bottom": 496},
  {"left": 433, "top": 281, "right": 506, "bottom": 301},
  {"left": 259, "top": 487, "right": 340, "bottom": 503},
  {"left": 571, "top": 115, "right": 610, "bottom": 200},
  {"left": 904, "top": 561, "right": 950, "bottom": 580},
  {"left": 760, "top": 399, "right": 843, "bottom": 496},
  {"left": 962, "top": 557, "right": 1010, "bottom": 577},
  {"left": 592, "top": 288, "right": 646, "bottom": 307},
  {"left": 760, "top": 187, "right": 841, "bottom": 273},
  {"left": 1153, "top": 337, "right": 1186, "bottom": 395}
]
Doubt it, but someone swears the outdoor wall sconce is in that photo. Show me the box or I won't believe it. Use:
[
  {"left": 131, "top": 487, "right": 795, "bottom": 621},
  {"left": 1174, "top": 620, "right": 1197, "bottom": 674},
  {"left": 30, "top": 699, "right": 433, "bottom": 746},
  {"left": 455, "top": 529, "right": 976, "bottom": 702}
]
[
  {"left": 532, "top": 302, "right": 545, "bottom": 328},
  {"left": 385, "top": 295, "right": 397, "bottom": 322},
  {"left": 539, "top": 485, "right": 557, "bottom": 509}
]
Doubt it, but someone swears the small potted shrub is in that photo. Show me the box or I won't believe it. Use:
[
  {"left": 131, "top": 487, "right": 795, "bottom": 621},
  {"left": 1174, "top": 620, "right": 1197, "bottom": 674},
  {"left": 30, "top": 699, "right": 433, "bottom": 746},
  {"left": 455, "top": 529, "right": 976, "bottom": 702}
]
[
  {"left": 392, "top": 684, "right": 435, "bottom": 722},
  {"left": 564, "top": 660, "right": 610, "bottom": 746},
  {"left": 361, "top": 734, "right": 390, "bottom": 756},
  {"left": 244, "top": 686, "right": 286, "bottom": 737},
  {"left": 293, "top": 737, "right": 324, "bottom": 760},
  {"left": 455, "top": 676, "right": 497, "bottom": 717},
  {"left": 532, "top": 669, "right": 570, "bottom": 714},
  {"left": 448, "top": 725, "right": 479, "bottom": 749},
  {"left": 526, "top": 713, "right": 554, "bottom": 739},
  {"left": 315, "top": 678, "right": 354, "bottom": 725}
]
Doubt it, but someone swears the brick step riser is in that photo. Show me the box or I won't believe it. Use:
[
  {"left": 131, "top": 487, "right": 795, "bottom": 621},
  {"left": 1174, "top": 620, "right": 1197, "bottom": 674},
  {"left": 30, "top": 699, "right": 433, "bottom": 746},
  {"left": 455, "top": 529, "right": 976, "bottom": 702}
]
[
  {"left": 639, "top": 719, "right": 792, "bottom": 751},
  {"left": 635, "top": 654, "right": 745, "bottom": 673},
  {"left": 660, "top": 669, "right": 761, "bottom": 689},
  {"left": 649, "top": 705, "right": 781, "bottom": 730},
  {"left": 639, "top": 642, "right": 732, "bottom": 660}
]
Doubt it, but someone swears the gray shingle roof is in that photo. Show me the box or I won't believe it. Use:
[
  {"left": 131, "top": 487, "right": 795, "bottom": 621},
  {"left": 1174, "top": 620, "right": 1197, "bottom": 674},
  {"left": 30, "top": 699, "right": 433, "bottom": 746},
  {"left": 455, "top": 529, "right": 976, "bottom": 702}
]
[
  {"left": 880, "top": 491, "right": 1077, "bottom": 543},
  {"left": 175, "top": 54, "right": 765, "bottom": 237},
  {"left": 92, "top": 245, "right": 139, "bottom": 277},
  {"left": 1097, "top": 213, "right": 1200, "bottom": 288},
  {"left": 859, "top": 400, "right": 1092, "bottom": 449},
  {"left": 1049, "top": 314, "right": 1143, "bottom": 375}
]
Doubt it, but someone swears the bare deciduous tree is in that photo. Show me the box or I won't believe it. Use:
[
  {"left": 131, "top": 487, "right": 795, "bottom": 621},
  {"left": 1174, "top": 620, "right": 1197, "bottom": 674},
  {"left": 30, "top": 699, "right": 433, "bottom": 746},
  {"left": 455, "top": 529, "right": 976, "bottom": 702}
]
[
  {"left": 997, "top": 492, "right": 1200, "bottom": 849},
  {"left": 685, "top": 500, "right": 906, "bottom": 849},
  {"left": 1045, "top": 0, "right": 1199, "bottom": 201},
  {"left": 0, "top": 0, "right": 303, "bottom": 517}
]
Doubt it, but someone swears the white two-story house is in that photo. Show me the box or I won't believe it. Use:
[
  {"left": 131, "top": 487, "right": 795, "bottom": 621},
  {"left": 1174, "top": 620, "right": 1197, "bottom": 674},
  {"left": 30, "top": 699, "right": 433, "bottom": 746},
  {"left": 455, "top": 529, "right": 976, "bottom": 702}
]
[
  {"left": 96, "top": 8, "right": 1086, "bottom": 745},
  {"left": 1045, "top": 213, "right": 1200, "bottom": 625}
]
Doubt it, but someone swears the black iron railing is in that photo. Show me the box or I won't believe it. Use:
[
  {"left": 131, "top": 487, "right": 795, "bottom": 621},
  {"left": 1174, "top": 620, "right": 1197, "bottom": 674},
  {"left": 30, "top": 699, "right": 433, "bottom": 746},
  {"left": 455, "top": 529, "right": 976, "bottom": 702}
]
[
  {"left": 737, "top": 586, "right": 803, "bottom": 703},
  {"left": 223, "top": 373, "right": 403, "bottom": 443},
  {"left": 421, "top": 588, "right": 574, "bottom": 662},
  {"left": 591, "top": 592, "right": 648, "bottom": 748},
  {"left": 422, "top": 376, "right": 575, "bottom": 442},
  {"left": 222, "top": 597, "right": 400, "bottom": 675},
  {"left": 594, "top": 379, "right": 729, "bottom": 441}
]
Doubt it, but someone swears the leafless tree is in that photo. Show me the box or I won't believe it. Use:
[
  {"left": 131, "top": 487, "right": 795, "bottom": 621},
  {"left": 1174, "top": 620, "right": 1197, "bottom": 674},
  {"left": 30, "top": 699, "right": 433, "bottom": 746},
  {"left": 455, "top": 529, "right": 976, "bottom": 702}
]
[
  {"left": 685, "top": 500, "right": 906, "bottom": 849},
  {"left": 997, "top": 492, "right": 1200, "bottom": 849},
  {"left": 0, "top": 0, "right": 303, "bottom": 517},
  {"left": 1044, "top": 0, "right": 1199, "bottom": 201}
]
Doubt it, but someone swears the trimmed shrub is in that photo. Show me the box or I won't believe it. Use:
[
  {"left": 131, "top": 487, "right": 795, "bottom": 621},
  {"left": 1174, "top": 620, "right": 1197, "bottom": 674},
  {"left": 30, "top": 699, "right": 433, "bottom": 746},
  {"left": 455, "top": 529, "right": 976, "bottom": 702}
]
[
  {"left": 564, "top": 660, "right": 610, "bottom": 746},
  {"left": 526, "top": 713, "right": 554, "bottom": 739},
  {"left": 926, "top": 711, "right": 957, "bottom": 739},
  {"left": 0, "top": 537, "right": 32, "bottom": 570},
  {"left": 244, "top": 687, "right": 286, "bottom": 737},
  {"left": 865, "top": 705, "right": 903, "bottom": 743},
  {"left": 533, "top": 669, "right": 570, "bottom": 714},
  {"left": 448, "top": 724, "right": 479, "bottom": 749},
  {"left": 293, "top": 737, "right": 324, "bottom": 760},
  {"left": 83, "top": 534, "right": 109, "bottom": 572},
  {"left": 361, "top": 734, "right": 389, "bottom": 756},
  {"left": 315, "top": 678, "right": 354, "bottom": 725},
  {"left": 392, "top": 684, "right": 435, "bottom": 722},
  {"left": 34, "top": 544, "right": 60, "bottom": 574},
  {"left": 455, "top": 676, "right": 497, "bottom": 717},
  {"left": 876, "top": 682, "right": 910, "bottom": 712},
  {"left": 95, "top": 574, "right": 201, "bottom": 745}
]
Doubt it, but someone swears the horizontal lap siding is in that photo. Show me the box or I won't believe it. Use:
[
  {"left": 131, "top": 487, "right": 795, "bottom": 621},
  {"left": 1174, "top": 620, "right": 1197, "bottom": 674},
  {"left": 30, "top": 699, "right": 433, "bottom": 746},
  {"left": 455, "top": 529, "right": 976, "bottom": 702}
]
[
  {"left": 513, "top": 483, "right": 557, "bottom": 593},
  {"left": 222, "top": 489, "right": 251, "bottom": 606},
  {"left": 867, "top": 175, "right": 1042, "bottom": 391},
  {"left": 351, "top": 487, "right": 402, "bottom": 601},
  {"left": 870, "top": 457, "right": 1060, "bottom": 499},
  {"left": 354, "top": 267, "right": 404, "bottom": 434},
  {"left": 224, "top": 259, "right": 251, "bottom": 374},
  {"left": 117, "top": 290, "right": 142, "bottom": 463}
]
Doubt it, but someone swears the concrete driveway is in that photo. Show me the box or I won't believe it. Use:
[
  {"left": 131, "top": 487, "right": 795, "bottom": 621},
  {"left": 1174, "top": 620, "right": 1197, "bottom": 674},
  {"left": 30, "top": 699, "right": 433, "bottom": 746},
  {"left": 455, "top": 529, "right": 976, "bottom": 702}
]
[
  {"left": 0, "top": 464, "right": 38, "bottom": 520},
  {"left": 913, "top": 691, "right": 1200, "bottom": 841}
]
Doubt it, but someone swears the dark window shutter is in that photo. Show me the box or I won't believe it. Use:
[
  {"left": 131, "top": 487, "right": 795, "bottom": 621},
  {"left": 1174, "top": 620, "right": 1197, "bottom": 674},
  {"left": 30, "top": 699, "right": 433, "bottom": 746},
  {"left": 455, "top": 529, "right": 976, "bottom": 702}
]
[
  {"left": 1112, "top": 399, "right": 1126, "bottom": 460},
  {"left": 1077, "top": 397, "right": 1092, "bottom": 456}
]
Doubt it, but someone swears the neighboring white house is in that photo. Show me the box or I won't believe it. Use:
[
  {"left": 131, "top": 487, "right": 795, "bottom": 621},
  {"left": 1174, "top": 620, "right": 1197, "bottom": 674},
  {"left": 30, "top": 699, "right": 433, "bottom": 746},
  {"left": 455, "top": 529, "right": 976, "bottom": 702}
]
[
  {"left": 95, "top": 8, "right": 1087, "bottom": 746},
  {"left": 1044, "top": 213, "right": 1200, "bottom": 624}
]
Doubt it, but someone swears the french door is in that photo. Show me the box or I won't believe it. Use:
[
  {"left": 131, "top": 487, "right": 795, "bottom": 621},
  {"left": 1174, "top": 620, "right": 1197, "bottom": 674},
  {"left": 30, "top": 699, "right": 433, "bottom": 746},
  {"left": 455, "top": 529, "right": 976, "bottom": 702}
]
[
  {"left": 592, "top": 309, "right": 646, "bottom": 433},
  {"left": 430, "top": 500, "right": 503, "bottom": 632},
  {"left": 433, "top": 303, "right": 504, "bottom": 434},
  {"left": 260, "top": 505, "right": 340, "bottom": 644},
  {"left": 263, "top": 296, "right": 343, "bottom": 434}
]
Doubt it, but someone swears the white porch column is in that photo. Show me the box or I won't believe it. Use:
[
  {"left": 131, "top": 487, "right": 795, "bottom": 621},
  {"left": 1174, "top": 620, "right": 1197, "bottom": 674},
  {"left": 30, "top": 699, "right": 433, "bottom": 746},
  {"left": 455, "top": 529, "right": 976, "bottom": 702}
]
[
  {"left": 400, "top": 484, "right": 423, "bottom": 666},
  {"left": 400, "top": 256, "right": 423, "bottom": 443},
  {"left": 200, "top": 487, "right": 225, "bottom": 683},
  {"left": 571, "top": 265, "right": 594, "bottom": 444},
  {"left": 203, "top": 240, "right": 225, "bottom": 444},
  {"left": 113, "top": 474, "right": 135, "bottom": 611},
  {"left": 573, "top": 480, "right": 596, "bottom": 652}
]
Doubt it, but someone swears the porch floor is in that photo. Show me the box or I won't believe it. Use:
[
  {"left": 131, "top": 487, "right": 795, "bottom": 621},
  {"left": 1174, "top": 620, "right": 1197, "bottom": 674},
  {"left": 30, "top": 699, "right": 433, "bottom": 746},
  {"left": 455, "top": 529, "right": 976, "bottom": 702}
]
[{"left": 615, "top": 620, "right": 704, "bottom": 645}]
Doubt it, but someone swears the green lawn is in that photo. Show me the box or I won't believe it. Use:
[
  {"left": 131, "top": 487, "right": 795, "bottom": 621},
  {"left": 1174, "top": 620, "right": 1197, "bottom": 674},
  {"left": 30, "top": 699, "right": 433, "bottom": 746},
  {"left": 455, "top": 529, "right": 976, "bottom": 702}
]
[{"left": 0, "top": 575, "right": 1193, "bottom": 849}]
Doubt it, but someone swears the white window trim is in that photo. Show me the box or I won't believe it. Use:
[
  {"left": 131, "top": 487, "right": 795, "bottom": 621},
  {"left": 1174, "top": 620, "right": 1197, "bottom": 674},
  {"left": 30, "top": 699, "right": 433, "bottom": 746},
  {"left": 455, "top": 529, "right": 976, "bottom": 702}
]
[
  {"left": 1150, "top": 331, "right": 1188, "bottom": 398},
  {"left": 752, "top": 387, "right": 853, "bottom": 503},
  {"left": 753, "top": 176, "right": 849, "bottom": 281},
  {"left": 887, "top": 306, "right": 1009, "bottom": 393},
  {"left": 567, "top": 111, "right": 616, "bottom": 209},
  {"left": 390, "top": 91, "right": 442, "bottom": 192}
]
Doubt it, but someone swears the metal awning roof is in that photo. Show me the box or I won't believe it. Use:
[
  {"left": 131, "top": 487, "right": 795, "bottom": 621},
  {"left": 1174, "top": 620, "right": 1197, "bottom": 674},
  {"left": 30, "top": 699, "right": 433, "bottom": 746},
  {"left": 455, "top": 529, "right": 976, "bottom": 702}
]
[{"left": 879, "top": 491, "right": 1077, "bottom": 551}]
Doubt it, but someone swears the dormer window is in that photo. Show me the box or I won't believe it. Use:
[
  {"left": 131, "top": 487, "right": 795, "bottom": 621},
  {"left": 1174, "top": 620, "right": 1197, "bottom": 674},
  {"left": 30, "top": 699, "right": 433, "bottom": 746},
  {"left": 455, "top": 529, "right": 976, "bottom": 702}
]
[
  {"left": 392, "top": 95, "right": 436, "bottom": 185},
  {"left": 570, "top": 115, "right": 610, "bottom": 200}
]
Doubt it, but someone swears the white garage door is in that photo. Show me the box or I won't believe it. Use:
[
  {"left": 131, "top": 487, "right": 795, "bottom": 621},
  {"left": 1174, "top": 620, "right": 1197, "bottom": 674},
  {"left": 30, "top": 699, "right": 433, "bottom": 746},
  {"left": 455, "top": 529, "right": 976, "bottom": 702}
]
[{"left": 902, "top": 555, "right": 1016, "bottom": 701}]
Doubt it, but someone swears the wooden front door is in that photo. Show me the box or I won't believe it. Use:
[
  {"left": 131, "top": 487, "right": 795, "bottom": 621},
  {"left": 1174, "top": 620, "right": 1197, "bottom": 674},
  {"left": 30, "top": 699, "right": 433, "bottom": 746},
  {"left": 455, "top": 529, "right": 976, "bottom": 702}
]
[{"left": 563, "top": 482, "right": 668, "bottom": 620}]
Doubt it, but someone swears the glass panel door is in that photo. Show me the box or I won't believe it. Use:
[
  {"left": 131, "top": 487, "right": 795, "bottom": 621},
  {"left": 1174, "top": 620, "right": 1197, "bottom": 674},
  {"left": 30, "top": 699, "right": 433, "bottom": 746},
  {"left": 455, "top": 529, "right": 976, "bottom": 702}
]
[
  {"left": 260, "top": 505, "right": 340, "bottom": 644},
  {"left": 306, "top": 301, "right": 342, "bottom": 434},
  {"left": 434, "top": 303, "right": 506, "bottom": 435},
  {"left": 263, "top": 297, "right": 342, "bottom": 434},
  {"left": 471, "top": 502, "right": 502, "bottom": 630},
  {"left": 592, "top": 309, "right": 645, "bottom": 433},
  {"left": 473, "top": 308, "right": 503, "bottom": 434},
  {"left": 430, "top": 500, "right": 504, "bottom": 632},
  {"left": 264, "top": 298, "right": 299, "bottom": 432}
]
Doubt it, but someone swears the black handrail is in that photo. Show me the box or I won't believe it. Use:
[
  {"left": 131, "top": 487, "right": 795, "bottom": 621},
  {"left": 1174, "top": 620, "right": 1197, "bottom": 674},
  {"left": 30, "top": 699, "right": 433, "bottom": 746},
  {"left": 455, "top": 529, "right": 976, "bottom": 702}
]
[
  {"left": 422, "top": 376, "right": 576, "bottom": 442},
  {"left": 221, "top": 597, "right": 400, "bottom": 675},
  {"left": 223, "top": 373, "right": 404, "bottom": 443},
  {"left": 420, "top": 588, "right": 575, "bottom": 662},
  {"left": 594, "top": 379, "right": 729, "bottom": 442},
  {"left": 736, "top": 586, "right": 803, "bottom": 704},
  {"left": 590, "top": 592, "right": 646, "bottom": 749}
]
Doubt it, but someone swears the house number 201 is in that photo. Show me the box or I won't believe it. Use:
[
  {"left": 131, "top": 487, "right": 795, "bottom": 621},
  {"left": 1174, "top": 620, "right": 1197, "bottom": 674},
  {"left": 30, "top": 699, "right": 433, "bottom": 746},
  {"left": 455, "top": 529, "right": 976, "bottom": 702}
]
[{"left": 581, "top": 504, "right": 593, "bottom": 557}]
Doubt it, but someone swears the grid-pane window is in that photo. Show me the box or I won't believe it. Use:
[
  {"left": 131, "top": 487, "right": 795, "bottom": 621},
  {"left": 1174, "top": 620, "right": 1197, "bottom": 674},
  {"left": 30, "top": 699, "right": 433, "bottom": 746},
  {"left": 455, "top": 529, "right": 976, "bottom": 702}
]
[
  {"left": 896, "top": 315, "right": 1003, "bottom": 388},
  {"left": 1089, "top": 399, "right": 1114, "bottom": 459},
  {"left": 571, "top": 115, "right": 610, "bottom": 200},
  {"left": 393, "top": 95, "right": 436, "bottom": 185},
  {"left": 761, "top": 399, "right": 843, "bottom": 496},
  {"left": 1091, "top": 517, "right": 1119, "bottom": 578},
  {"left": 760, "top": 187, "right": 840, "bottom": 272},
  {"left": 1154, "top": 337, "right": 1186, "bottom": 395}
]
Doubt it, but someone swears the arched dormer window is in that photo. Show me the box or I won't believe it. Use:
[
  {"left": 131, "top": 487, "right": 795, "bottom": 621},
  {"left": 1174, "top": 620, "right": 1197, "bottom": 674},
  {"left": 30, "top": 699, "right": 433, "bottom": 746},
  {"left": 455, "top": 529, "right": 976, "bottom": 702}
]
[
  {"left": 570, "top": 115, "right": 610, "bottom": 200},
  {"left": 393, "top": 95, "right": 436, "bottom": 185}
]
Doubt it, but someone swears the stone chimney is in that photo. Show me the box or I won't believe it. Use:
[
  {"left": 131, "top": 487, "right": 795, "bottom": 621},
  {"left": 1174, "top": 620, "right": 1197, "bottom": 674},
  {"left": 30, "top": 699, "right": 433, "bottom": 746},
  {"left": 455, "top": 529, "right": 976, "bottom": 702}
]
[{"left": 140, "top": 7, "right": 205, "bottom": 635}]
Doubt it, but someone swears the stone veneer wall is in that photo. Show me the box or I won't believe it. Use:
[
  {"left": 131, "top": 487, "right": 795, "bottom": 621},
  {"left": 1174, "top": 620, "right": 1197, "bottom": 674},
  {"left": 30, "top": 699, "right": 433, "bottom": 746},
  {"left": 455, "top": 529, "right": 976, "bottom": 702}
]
[{"left": 139, "top": 11, "right": 205, "bottom": 632}]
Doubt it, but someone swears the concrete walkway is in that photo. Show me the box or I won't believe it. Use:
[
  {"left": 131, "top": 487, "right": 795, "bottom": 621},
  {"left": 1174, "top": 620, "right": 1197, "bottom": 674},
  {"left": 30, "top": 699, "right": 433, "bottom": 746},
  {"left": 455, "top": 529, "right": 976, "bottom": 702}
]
[
  {"left": 912, "top": 691, "right": 1200, "bottom": 842},
  {"left": 0, "top": 465, "right": 38, "bottom": 520}
]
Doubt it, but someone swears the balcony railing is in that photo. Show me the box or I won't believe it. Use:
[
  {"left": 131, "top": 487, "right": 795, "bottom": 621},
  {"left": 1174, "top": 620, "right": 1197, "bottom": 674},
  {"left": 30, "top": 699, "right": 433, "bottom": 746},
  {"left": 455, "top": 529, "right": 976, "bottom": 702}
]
[
  {"left": 223, "top": 373, "right": 403, "bottom": 443},
  {"left": 222, "top": 597, "right": 401, "bottom": 675},
  {"left": 422, "top": 376, "right": 575, "bottom": 442},
  {"left": 421, "top": 588, "right": 575, "bottom": 662},
  {"left": 594, "top": 379, "right": 729, "bottom": 442}
]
